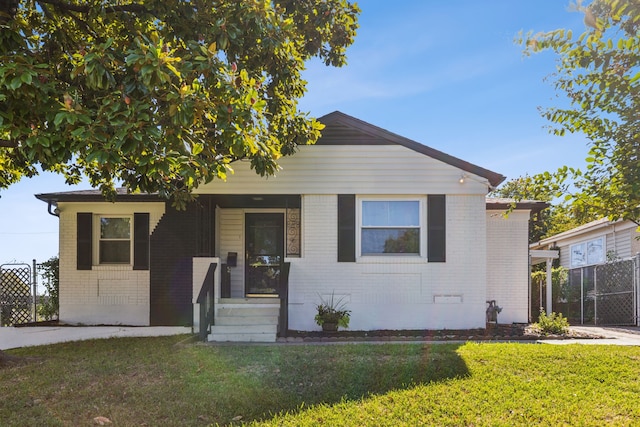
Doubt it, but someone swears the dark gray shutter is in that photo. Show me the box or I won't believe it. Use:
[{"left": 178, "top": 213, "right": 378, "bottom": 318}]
[
  {"left": 427, "top": 195, "right": 446, "bottom": 262},
  {"left": 77, "top": 212, "right": 92, "bottom": 270},
  {"left": 133, "top": 213, "right": 150, "bottom": 270},
  {"left": 337, "top": 194, "right": 356, "bottom": 262}
]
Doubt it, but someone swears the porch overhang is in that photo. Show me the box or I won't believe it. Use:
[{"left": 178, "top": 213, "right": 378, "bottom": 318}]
[
  {"left": 529, "top": 249, "right": 559, "bottom": 316},
  {"left": 530, "top": 249, "right": 559, "bottom": 266},
  {"left": 205, "top": 194, "right": 301, "bottom": 209}
]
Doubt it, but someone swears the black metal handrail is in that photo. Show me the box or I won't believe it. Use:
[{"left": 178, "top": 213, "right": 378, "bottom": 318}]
[
  {"left": 196, "top": 262, "right": 217, "bottom": 341},
  {"left": 278, "top": 262, "right": 291, "bottom": 337}
]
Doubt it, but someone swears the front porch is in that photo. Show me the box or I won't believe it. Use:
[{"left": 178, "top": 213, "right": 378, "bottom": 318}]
[{"left": 193, "top": 258, "right": 290, "bottom": 342}]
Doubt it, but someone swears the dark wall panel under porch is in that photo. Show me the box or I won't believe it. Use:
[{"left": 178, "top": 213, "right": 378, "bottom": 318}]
[
  {"left": 149, "top": 204, "right": 196, "bottom": 325},
  {"left": 149, "top": 199, "right": 215, "bottom": 326}
]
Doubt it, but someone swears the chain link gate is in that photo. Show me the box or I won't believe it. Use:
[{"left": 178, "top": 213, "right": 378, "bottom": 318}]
[
  {"left": 0, "top": 263, "right": 35, "bottom": 326},
  {"left": 594, "top": 257, "right": 637, "bottom": 325}
]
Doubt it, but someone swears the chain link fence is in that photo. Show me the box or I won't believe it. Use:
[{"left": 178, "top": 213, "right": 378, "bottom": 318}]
[
  {"left": 594, "top": 257, "right": 636, "bottom": 325},
  {"left": 538, "top": 254, "right": 640, "bottom": 326}
]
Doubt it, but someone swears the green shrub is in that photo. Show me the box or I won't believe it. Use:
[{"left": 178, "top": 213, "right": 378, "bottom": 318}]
[
  {"left": 314, "top": 292, "right": 350, "bottom": 329},
  {"left": 37, "top": 256, "right": 59, "bottom": 321},
  {"left": 532, "top": 308, "right": 570, "bottom": 335}
]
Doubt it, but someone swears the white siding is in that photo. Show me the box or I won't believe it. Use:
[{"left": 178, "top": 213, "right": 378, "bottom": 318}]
[
  {"left": 218, "top": 208, "right": 245, "bottom": 297},
  {"left": 613, "top": 229, "right": 632, "bottom": 260},
  {"left": 633, "top": 228, "right": 640, "bottom": 256},
  {"left": 57, "top": 201, "right": 165, "bottom": 325},
  {"left": 218, "top": 194, "right": 489, "bottom": 330},
  {"left": 197, "top": 145, "right": 488, "bottom": 196},
  {"left": 486, "top": 209, "right": 531, "bottom": 323},
  {"left": 544, "top": 221, "right": 639, "bottom": 269}
]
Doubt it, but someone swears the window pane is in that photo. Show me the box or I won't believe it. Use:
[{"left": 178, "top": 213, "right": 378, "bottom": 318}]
[
  {"left": 362, "top": 201, "right": 419, "bottom": 226},
  {"left": 100, "top": 217, "right": 130, "bottom": 239},
  {"left": 362, "top": 228, "right": 419, "bottom": 254},
  {"left": 100, "top": 241, "right": 130, "bottom": 263}
]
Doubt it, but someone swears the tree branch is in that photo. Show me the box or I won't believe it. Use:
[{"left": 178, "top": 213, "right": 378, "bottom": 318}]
[
  {"left": 36, "top": 0, "right": 148, "bottom": 15},
  {"left": 0, "top": 140, "right": 18, "bottom": 148},
  {"left": 0, "top": 0, "right": 19, "bottom": 24}
]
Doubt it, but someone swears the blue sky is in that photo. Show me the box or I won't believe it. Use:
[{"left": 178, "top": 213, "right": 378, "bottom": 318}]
[{"left": 0, "top": 1, "right": 590, "bottom": 266}]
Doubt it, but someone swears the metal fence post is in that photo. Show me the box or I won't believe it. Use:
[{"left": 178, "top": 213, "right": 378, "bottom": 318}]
[
  {"left": 32, "top": 259, "right": 37, "bottom": 322},
  {"left": 636, "top": 253, "right": 640, "bottom": 326}
]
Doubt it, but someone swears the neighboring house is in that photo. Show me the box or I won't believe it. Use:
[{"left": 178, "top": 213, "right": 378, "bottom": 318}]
[
  {"left": 36, "top": 111, "right": 544, "bottom": 341},
  {"left": 530, "top": 219, "right": 640, "bottom": 326}
]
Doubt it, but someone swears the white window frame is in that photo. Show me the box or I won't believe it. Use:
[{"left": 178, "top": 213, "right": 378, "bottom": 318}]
[
  {"left": 356, "top": 197, "right": 425, "bottom": 258},
  {"left": 94, "top": 214, "right": 133, "bottom": 265},
  {"left": 570, "top": 236, "right": 605, "bottom": 268}
]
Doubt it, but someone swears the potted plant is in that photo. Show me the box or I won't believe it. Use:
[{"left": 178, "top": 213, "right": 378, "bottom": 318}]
[{"left": 314, "top": 292, "right": 350, "bottom": 332}]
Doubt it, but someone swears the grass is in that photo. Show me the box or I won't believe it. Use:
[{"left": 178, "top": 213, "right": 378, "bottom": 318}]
[{"left": 1, "top": 336, "right": 639, "bottom": 426}]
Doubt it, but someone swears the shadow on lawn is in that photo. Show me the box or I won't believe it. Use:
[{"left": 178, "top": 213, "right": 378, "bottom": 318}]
[{"left": 205, "top": 342, "right": 469, "bottom": 425}]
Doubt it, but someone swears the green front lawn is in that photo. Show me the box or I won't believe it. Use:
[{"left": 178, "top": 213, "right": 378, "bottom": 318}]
[{"left": 2, "top": 336, "right": 639, "bottom": 426}]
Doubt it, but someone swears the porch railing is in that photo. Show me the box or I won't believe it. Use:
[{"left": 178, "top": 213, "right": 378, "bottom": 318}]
[
  {"left": 279, "top": 262, "right": 291, "bottom": 336},
  {"left": 196, "top": 262, "right": 217, "bottom": 341}
]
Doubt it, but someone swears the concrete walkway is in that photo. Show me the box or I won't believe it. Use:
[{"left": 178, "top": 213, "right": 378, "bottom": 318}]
[
  {"left": 2, "top": 325, "right": 640, "bottom": 350},
  {"left": 543, "top": 326, "right": 640, "bottom": 346},
  {"left": 0, "top": 326, "right": 192, "bottom": 350}
]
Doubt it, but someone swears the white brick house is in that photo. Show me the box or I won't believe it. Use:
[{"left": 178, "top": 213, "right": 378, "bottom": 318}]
[{"left": 37, "top": 112, "right": 542, "bottom": 340}]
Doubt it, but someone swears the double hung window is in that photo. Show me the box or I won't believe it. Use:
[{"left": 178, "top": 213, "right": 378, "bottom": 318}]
[
  {"left": 98, "top": 216, "right": 131, "bottom": 264},
  {"left": 360, "top": 200, "right": 421, "bottom": 255}
]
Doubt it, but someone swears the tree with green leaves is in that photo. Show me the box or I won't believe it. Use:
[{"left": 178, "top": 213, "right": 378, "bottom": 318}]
[
  {"left": 491, "top": 175, "right": 599, "bottom": 242},
  {"left": 521, "top": 0, "right": 640, "bottom": 226},
  {"left": 37, "top": 256, "right": 59, "bottom": 321},
  {"left": 0, "top": 0, "right": 360, "bottom": 207}
]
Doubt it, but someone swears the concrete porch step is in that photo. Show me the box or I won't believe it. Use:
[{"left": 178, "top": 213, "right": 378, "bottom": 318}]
[
  {"left": 216, "top": 306, "right": 280, "bottom": 317},
  {"left": 214, "top": 315, "right": 279, "bottom": 326},
  {"left": 208, "top": 298, "right": 280, "bottom": 343},
  {"left": 208, "top": 331, "right": 277, "bottom": 342},
  {"left": 211, "top": 324, "right": 277, "bottom": 334},
  {"left": 218, "top": 297, "right": 280, "bottom": 305}
]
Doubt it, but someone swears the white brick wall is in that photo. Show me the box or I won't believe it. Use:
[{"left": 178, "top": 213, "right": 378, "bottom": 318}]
[
  {"left": 486, "top": 209, "right": 531, "bottom": 324},
  {"left": 57, "top": 201, "right": 165, "bottom": 325},
  {"left": 219, "top": 194, "right": 489, "bottom": 331},
  {"left": 53, "top": 144, "right": 532, "bottom": 330}
]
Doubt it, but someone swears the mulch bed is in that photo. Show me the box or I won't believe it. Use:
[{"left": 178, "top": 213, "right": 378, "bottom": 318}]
[
  {"left": 12, "top": 320, "right": 604, "bottom": 343},
  {"left": 280, "top": 324, "right": 604, "bottom": 343}
]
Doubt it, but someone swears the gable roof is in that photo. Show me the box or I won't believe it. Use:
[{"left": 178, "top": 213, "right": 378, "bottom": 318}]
[
  {"left": 317, "top": 111, "right": 506, "bottom": 188},
  {"left": 36, "top": 112, "right": 508, "bottom": 203}
]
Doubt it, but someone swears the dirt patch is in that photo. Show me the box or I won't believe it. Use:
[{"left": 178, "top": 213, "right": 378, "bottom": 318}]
[{"left": 0, "top": 350, "right": 41, "bottom": 368}]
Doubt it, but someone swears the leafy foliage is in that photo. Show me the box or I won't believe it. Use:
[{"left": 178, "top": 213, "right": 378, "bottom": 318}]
[
  {"left": 383, "top": 229, "right": 420, "bottom": 253},
  {"left": 37, "top": 256, "right": 59, "bottom": 321},
  {"left": 531, "top": 266, "right": 569, "bottom": 321},
  {"left": 531, "top": 266, "right": 569, "bottom": 296},
  {"left": 520, "top": 0, "right": 640, "bottom": 226},
  {"left": 0, "top": 0, "right": 360, "bottom": 207},
  {"left": 531, "top": 308, "right": 570, "bottom": 335},
  {"left": 491, "top": 175, "right": 598, "bottom": 242},
  {"left": 314, "top": 292, "right": 350, "bottom": 329}
]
